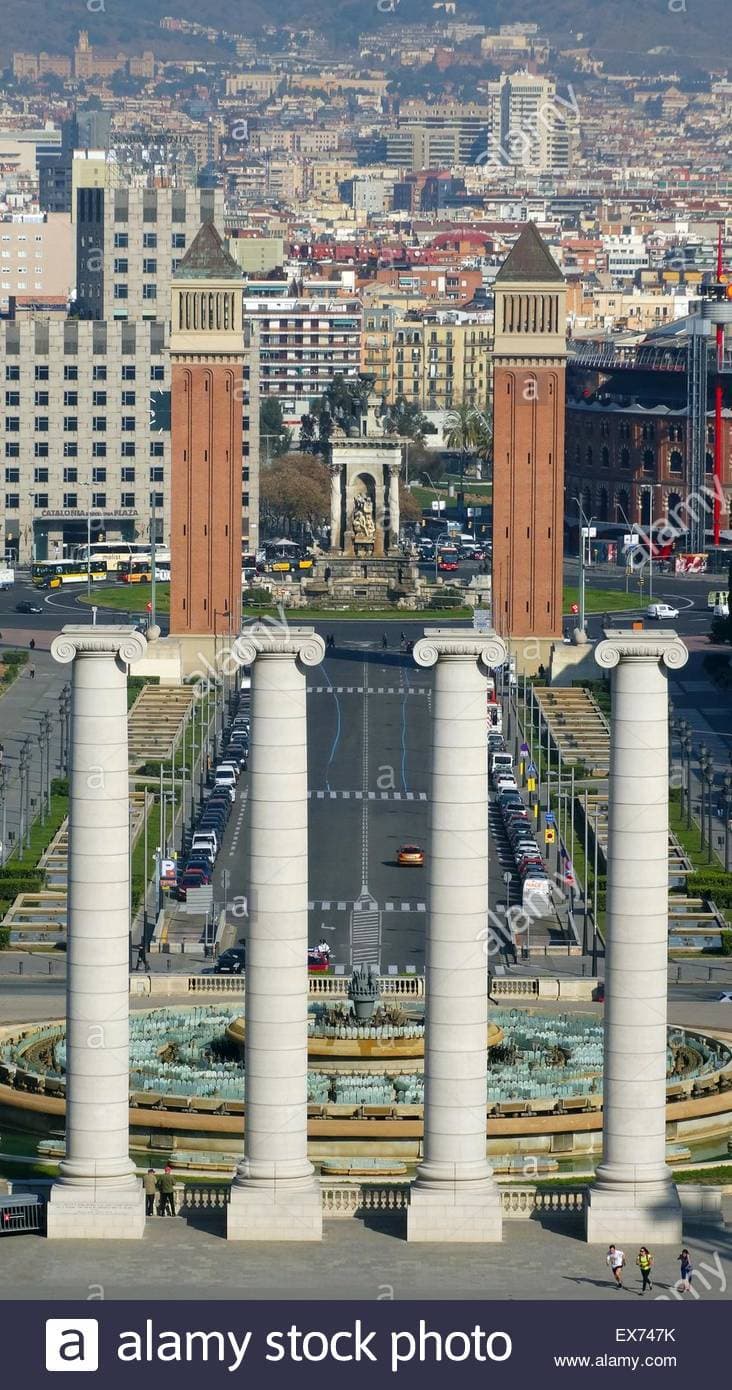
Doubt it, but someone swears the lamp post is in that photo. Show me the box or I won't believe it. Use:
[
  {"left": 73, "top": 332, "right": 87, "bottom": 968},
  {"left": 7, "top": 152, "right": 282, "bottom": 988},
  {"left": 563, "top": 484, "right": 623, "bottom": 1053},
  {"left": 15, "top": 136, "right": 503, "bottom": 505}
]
[
  {"left": 680, "top": 725, "right": 692, "bottom": 830},
  {"left": 0, "top": 766, "right": 6, "bottom": 867},
  {"left": 700, "top": 755, "right": 714, "bottom": 865},
  {"left": 573, "top": 496, "right": 595, "bottom": 636},
  {"left": 698, "top": 744, "right": 710, "bottom": 851},
  {"left": 591, "top": 810, "right": 599, "bottom": 975},
  {"left": 722, "top": 773, "right": 732, "bottom": 873}
]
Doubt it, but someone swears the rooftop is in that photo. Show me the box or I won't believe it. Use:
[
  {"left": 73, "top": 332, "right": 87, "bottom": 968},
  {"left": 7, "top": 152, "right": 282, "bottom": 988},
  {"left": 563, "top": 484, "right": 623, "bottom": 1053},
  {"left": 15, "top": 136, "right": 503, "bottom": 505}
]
[
  {"left": 495, "top": 222, "right": 565, "bottom": 286},
  {"left": 173, "top": 220, "right": 243, "bottom": 282}
]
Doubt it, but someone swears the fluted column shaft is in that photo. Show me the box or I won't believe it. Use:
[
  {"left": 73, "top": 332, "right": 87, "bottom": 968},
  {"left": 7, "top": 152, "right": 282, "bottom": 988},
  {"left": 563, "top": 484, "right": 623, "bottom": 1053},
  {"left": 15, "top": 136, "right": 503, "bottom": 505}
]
[
  {"left": 228, "top": 627, "right": 324, "bottom": 1241},
  {"left": 329, "top": 465, "right": 342, "bottom": 551},
  {"left": 47, "top": 625, "right": 146, "bottom": 1240},
  {"left": 388, "top": 463, "right": 400, "bottom": 551},
  {"left": 586, "top": 629, "right": 687, "bottom": 1244},
  {"left": 408, "top": 628, "right": 505, "bottom": 1242}
]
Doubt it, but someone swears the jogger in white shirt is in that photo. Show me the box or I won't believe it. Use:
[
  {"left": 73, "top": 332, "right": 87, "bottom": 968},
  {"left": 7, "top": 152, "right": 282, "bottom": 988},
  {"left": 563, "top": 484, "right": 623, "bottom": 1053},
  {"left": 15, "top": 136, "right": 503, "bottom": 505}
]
[{"left": 607, "top": 1245, "right": 626, "bottom": 1287}]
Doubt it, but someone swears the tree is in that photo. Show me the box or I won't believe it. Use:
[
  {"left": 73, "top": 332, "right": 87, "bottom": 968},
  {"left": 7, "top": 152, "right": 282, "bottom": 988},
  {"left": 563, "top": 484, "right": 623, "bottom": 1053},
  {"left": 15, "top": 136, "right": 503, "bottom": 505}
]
[
  {"left": 298, "top": 413, "right": 318, "bottom": 453},
  {"left": 259, "top": 454, "right": 330, "bottom": 538},
  {"left": 382, "top": 396, "right": 436, "bottom": 443},
  {"left": 444, "top": 405, "right": 491, "bottom": 483},
  {"left": 259, "top": 397, "right": 291, "bottom": 457},
  {"left": 398, "top": 483, "right": 422, "bottom": 526}
]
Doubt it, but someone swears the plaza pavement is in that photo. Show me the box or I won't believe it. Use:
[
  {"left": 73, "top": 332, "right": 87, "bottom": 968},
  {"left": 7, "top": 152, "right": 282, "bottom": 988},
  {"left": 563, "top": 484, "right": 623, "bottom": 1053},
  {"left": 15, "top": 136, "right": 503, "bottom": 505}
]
[{"left": 0, "top": 1209, "right": 729, "bottom": 1301}]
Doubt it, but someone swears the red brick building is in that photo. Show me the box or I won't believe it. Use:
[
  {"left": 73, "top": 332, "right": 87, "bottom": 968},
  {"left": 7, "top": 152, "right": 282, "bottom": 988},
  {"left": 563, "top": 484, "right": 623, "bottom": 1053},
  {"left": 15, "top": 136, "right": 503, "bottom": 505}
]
[
  {"left": 491, "top": 224, "right": 567, "bottom": 642},
  {"left": 169, "top": 223, "right": 244, "bottom": 639}
]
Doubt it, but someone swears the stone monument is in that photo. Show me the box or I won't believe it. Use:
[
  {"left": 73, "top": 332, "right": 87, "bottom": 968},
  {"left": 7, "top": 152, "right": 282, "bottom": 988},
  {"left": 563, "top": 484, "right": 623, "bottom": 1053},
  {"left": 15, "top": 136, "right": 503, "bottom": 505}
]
[{"left": 304, "top": 391, "right": 417, "bottom": 606}]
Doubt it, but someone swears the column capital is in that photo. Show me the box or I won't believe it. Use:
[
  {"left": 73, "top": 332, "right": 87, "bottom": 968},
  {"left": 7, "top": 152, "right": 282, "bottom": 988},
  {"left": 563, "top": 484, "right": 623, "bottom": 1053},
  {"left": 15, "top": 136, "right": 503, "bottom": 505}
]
[
  {"left": 51, "top": 625, "right": 147, "bottom": 668},
  {"left": 595, "top": 629, "right": 688, "bottom": 673},
  {"left": 233, "top": 624, "right": 325, "bottom": 669},
  {"left": 413, "top": 627, "right": 507, "bottom": 671}
]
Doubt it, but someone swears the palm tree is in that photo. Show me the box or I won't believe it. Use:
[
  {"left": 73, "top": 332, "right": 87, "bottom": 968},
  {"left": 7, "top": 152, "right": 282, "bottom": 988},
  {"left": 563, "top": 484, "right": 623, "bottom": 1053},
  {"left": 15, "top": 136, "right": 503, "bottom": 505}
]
[{"left": 444, "top": 405, "right": 491, "bottom": 489}]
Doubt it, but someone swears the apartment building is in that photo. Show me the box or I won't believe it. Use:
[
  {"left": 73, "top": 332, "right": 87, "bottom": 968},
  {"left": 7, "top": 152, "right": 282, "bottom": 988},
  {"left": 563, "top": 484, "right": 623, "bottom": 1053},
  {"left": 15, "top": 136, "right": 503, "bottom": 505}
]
[
  {"left": 496, "top": 72, "right": 572, "bottom": 175},
  {"left": 75, "top": 185, "right": 225, "bottom": 320},
  {"left": 361, "top": 308, "right": 491, "bottom": 411},
  {"left": 0, "top": 214, "right": 74, "bottom": 314},
  {"left": 244, "top": 296, "right": 362, "bottom": 423},
  {"left": 0, "top": 316, "right": 259, "bottom": 562}
]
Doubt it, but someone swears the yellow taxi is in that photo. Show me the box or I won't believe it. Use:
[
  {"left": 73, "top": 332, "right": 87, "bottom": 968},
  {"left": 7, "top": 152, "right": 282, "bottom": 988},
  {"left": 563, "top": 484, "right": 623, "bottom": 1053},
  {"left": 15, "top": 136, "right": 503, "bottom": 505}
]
[{"left": 397, "top": 844, "right": 425, "bottom": 867}]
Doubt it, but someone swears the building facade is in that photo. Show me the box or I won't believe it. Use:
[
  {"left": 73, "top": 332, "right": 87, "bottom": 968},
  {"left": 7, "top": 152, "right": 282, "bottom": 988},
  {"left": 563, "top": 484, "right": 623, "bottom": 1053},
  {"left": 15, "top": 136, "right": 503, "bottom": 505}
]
[
  {"left": 0, "top": 214, "right": 73, "bottom": 314},
  {"left": 0, "top": 311, "right": 259, "bottom": 564},
  {"left": 75, "top": 185, "right": 225, "bottom": 321},
  {"left": 361, "top": 309, "right": 491, "bottom": 411},
  {"left": 244, "top": 294, "right": 362, "bottom": 424},
  {"left": 491, "top": 223, "right": 567, "bottom": 641},
  {"left": 1, "top": 317, "right": 169, "bottom": 563},
  {"left": 565, "top": 343, "right": 732, "bottom": 533}
]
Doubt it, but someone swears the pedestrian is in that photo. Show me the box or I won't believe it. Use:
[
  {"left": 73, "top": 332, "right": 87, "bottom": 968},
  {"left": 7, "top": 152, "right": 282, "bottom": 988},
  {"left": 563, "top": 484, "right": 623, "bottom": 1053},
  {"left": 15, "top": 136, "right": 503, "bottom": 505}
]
[
  {"left": 636, "top": 1246, "right": 653, "bottom": 1293},
  {"left": 143, "top": 1167, "right": 157, "bottom": 1218},
  {"left": 158, "top": 1164, "right": 176, "bottom": 1217},
  {"left": 399, "top": 630, "right": 406, "bottom": 651},
  {"left": 382, "top": 632, "right": 388, "bottom": 650},
  {"left": 606, "top": 1244, "right": 626, "bottom": 1288},
  {"left": 28, "top": 664, "right": 35, "bottom": 680},
  {"left": 136, "top": 942, "right": 146, "bottom": 971},
  {"left": 677, "top": 1248, "right": 693, "bottom": 1292},
  {"left": 29, "top": 638, "right": 35, "bottom": 651}
]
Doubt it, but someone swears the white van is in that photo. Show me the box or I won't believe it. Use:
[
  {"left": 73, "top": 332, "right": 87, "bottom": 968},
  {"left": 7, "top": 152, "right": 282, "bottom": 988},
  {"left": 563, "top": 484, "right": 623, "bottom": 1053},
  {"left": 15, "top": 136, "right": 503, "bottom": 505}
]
[
  {"left": 522, "top": 875, "right": 553, "bottom": 915},
  {"left": 490, "top": 751, "right": 514, "bottom": 777}
]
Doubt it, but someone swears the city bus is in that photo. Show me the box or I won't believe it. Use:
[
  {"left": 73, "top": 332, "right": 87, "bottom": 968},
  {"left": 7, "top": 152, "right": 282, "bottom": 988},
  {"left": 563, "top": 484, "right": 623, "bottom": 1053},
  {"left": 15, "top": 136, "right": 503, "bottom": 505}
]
[
  {"left": 32, "top": 560, "right": 107, "bottom": 589},
  {"left": 119, "top": 551, "right": 170, "bottom": 583},
  {"left": 71, "top": 541, "right": 150, "bottom": 574}
]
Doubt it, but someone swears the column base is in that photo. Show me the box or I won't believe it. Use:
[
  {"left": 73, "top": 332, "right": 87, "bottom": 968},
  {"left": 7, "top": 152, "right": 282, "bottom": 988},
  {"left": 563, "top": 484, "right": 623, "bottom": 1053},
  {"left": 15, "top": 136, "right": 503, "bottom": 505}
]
[
  {"left": 46, "top": 1182, "right": 145, "bottom": 1240},
  {"left": 584, "top": 1182, "right": 683, "bottom": 1245},
  {"left": 226, "top": 1181, "right": 323, "bottom": 1242},
  {"left": 407, "top": 1184, "right": 503, "bottom": 1243}
]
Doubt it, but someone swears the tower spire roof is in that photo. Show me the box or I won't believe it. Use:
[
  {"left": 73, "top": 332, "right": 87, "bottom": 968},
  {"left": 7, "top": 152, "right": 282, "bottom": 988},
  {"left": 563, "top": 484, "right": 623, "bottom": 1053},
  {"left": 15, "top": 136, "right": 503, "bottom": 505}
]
[
  {"left": 495, "top": 223, "right": 564, "bottom": 284},
  {"left": 174, "top": 221, "right": 243, "bottom": 281}
]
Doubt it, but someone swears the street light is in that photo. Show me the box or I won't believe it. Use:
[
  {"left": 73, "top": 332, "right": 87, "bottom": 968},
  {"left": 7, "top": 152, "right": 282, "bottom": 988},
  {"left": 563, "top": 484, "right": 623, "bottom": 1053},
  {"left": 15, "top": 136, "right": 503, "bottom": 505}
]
[
  {"left": 699, "top": 756, "right": 715, "bottom": 864},
  {"left": 572, "top": 496, "right": 595, "bottom": 635},
  {"left": 722, "top": 773, "right": 732, "bottom": 873}
]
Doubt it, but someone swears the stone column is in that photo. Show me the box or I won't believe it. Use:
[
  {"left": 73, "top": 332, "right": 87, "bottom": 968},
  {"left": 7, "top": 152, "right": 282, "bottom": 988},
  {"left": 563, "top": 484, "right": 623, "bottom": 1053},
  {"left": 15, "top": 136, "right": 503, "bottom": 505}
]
[
  {"left": 387, "top": 461, "right": 400, "bottom": 552},
  {"left": 46, "top": 626, "right": 147, "bottom": 1240},
  {"left": 329, "top": 463, "right": 342, "bottom": 552},
  {"left": 408, "top": 628, "right": 506, "bottom": 1242},
  {"left": 585, "top": 629, "right": 687, "bottom": 1244},
  {"left": 227, "top": 626, "right": 324, "bottom": 1241}
]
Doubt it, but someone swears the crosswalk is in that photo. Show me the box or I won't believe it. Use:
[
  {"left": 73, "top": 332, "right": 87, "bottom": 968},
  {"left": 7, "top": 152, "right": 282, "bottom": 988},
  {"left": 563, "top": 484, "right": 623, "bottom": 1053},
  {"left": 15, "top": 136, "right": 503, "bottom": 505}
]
[
  {"left": 308, "top": 790, "right": 427, "bottom": 801},
  {"left": 350, "top": 905, "right": 382, "bottom": 966},
  {"left": 309, "top": 899, "right": 426, "bottom": 914},
  {"left": 307, "top": 686, "right": 429, "bottom": 696}
]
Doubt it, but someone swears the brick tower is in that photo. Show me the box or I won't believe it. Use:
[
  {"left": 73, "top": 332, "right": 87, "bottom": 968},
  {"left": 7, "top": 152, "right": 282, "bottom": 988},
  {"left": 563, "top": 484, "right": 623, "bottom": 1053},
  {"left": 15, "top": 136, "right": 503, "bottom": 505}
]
[
  {"left": 491, "top": 223, "right": 566, "bottom": 643},
  {"left": 169, "top": 221, "right": 244, "bottom": 639}
]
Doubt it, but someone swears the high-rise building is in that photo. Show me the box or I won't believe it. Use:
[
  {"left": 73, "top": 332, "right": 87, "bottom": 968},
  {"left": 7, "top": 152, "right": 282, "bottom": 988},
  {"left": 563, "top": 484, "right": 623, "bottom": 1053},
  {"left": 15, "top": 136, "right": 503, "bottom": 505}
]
[
  {"left": 497, "top": 73, "right": 571, "bottom": 176},
  {"left": 491, "top": 224, "right": 567, "bottom": 642},
  {"left": 169, "top": 223, "right": 245, "bottom": 638},
  {"left": 75, "top": 185, "right": 224, "bottom": 321}
]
